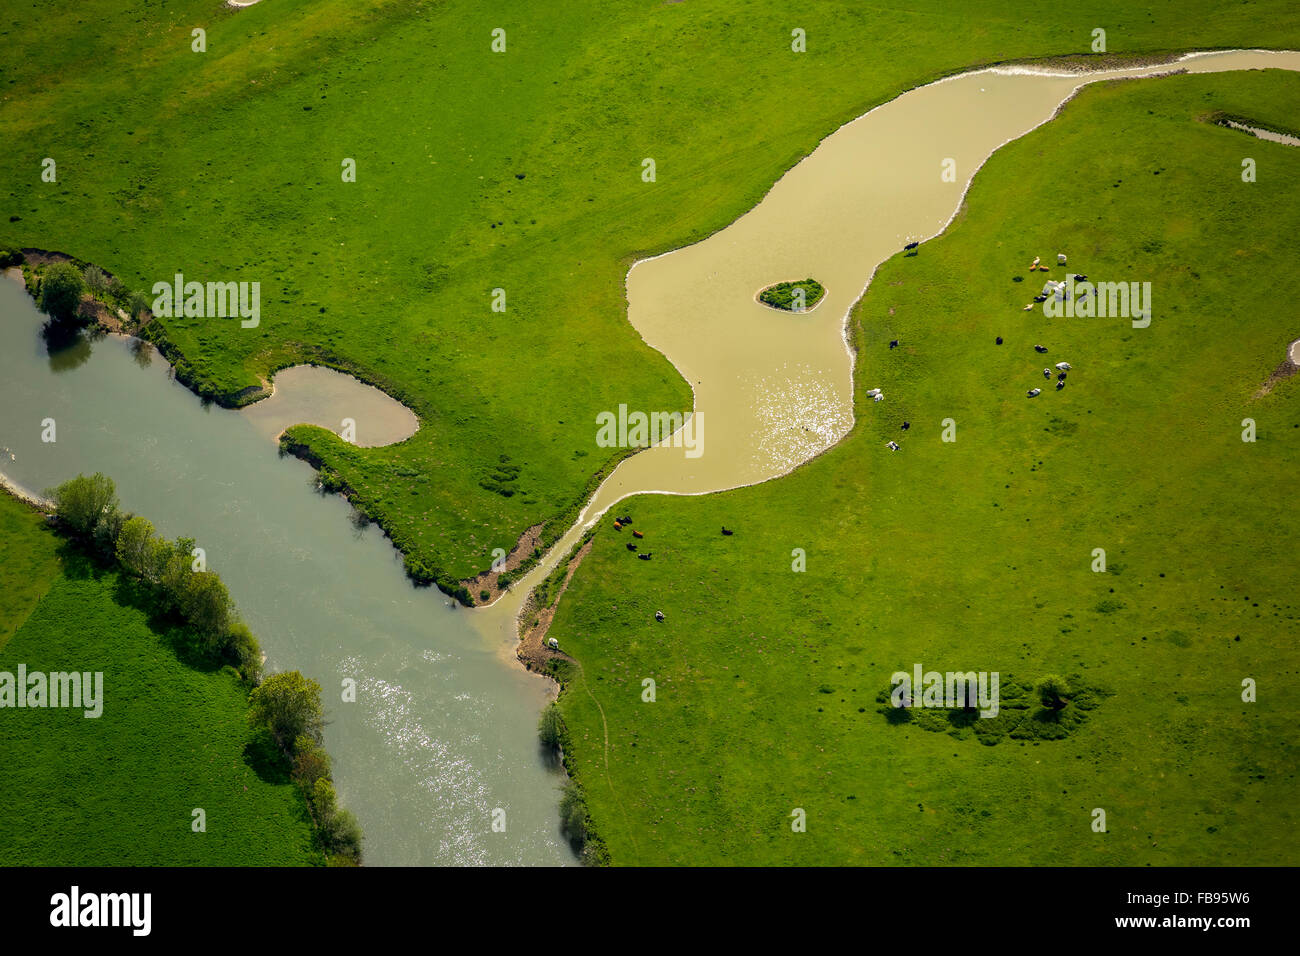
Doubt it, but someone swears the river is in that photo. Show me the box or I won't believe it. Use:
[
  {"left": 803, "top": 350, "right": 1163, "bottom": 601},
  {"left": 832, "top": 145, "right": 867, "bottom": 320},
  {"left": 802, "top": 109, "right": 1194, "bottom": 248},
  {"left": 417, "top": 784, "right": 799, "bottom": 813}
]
[{"left": 0, "top": 272, "right": 573, "bottom": 866}]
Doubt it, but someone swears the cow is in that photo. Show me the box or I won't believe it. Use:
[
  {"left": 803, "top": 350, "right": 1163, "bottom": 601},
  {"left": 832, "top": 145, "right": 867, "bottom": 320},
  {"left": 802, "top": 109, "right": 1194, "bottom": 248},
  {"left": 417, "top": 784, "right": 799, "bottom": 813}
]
[
  {"left": 1035, "top": 345, "right": 1049, "bottom": 353},
  {"left": 721, "top": 527, "right": 733, "bottom": 536},
  {"left": 638, "top": 553, "right": 653, "bottom": 560},
  {"left": 1027, "top": 388, "right": 1042, "bottom": 397}
]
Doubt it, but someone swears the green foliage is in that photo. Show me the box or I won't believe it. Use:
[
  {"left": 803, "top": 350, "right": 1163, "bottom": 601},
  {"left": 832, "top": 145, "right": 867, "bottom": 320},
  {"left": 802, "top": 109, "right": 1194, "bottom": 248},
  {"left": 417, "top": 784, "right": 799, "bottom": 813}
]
[
  {"left": 247, "top": 671, "right": 325, "bottom": 751},
  {"left": 114, "top": 515, "right": 154, "bottom": 576},
  {"left": 47, "top": 473, "right": 118, "bottom": 539},
  {"left": 37, "top": 261, "right": 84, "bottom": 324},
  {"left": 758, "top": 278, "right": 825, "bottom": 312},
  {"left": 538, "top": 702, "right": 563, "bottom": 750},
  {"left": 1036, "top": 674, "right": 1071, "bottom": 710}
]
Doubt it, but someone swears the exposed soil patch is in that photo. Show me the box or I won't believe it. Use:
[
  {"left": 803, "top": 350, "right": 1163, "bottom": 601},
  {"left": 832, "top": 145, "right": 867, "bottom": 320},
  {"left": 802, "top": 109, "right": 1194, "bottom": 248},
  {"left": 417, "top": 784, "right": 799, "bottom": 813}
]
[
  {"left": 517, "top": 540, "right": 591, "bottom": 674},
  {"left": 463, "top": 522, "right": 545, "bottom": 605},
  {"left": 1253, "top": 350, "right": 1298, "bottom": 398}
]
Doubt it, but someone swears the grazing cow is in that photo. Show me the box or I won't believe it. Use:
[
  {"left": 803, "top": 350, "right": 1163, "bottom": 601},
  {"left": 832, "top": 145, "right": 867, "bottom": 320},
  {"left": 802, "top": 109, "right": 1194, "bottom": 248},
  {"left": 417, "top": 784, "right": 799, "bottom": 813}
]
[
  {"left": 547, "top": 637, "right": 559, "bottom": 650},
  {"left": 632, "top": 530, "right": 644, "bottom": 539},
  {"left": 627, "top": 543, "right": 637, "bottom": 551},
  {"left": 886, "top": 440, "right": 900, "bottom": 451},
  {"left": 996, "top": 336, "right": 1003, "bottom": 345},
  {"left": 1056, "top": 380, "right": 1065, "bottom": 390},
  {"left": 889, "top": 339, "right": 900, "bottom": 349},
  {"left": 613, "top": 521, "right": 622, "bottom": 530},
  {"left": 655, "top": 611, "right": 665, "bottom": 622},
  {"left": 1043, "top": 367, "right": 1051, "bottom": 378},
  {"left": 904, "top": 241, "right": 919, "bottom": 250},
  {"left": 721, "top": 527, "right": 733, "bottom": 536},
  {"left": 1031, "top": 256, "right": 1041, "bottom": 269},
  {"left": 1027, "top": 388, "right": 1041, "bottom": 397},
  {"left": 1035, "top": 345, "right": 1049, "bottom": 353},
  {"left": 1073, "top": 274, "right": 1087, "bottom": 282},
  {"left": 866, "top": 387, "right": 881, "bottom": 397},
  {"left": 901, "top": 421, "right": 910, "bottom": 430},
  {"left": 1033, "top": 295, "right": 1047, "bottom": 303},
  {"left": 1055, "top": 362, "right": 1071, "bottom": 370},
  {"left": 638, "top": 552, "right": 653, "bottom": 560},
  {"left": 622, "top": 516, "right": 633, "bottom": 524},
  {"left": 1057, "top": 371, "right": 1066, "bottom": 381},
  {"left": 1023, "top": 304, "right": 1034, "bottom": 311}
]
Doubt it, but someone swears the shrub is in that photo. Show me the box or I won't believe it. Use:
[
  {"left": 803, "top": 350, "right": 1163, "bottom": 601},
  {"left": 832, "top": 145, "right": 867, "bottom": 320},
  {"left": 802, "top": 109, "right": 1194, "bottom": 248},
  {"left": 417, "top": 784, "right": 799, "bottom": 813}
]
[
  {"left": 1036, "top": 674, "right": 1071, "bottom": 711},
  {"left": 538, "top": 702, "right": 563, "bottom": 750},
  {"left": 226, "top": 620, "right": 263, "bottom": 683},
  {"left": 83, "top": 264, "right": 108, "bottom": 297},
  {"left": 559, "top": 781, "right": 588, "bottom": 846},
  {"left": 291, "top": 735, "right": 332, "bottom": 788}
]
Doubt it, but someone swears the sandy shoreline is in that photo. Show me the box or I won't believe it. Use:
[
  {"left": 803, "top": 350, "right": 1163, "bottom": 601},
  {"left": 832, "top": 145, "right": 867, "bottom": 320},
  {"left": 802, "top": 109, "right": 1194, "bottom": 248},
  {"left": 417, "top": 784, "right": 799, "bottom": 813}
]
[{"left": 0, "top": 470, "right": 53, "bottom": 512}]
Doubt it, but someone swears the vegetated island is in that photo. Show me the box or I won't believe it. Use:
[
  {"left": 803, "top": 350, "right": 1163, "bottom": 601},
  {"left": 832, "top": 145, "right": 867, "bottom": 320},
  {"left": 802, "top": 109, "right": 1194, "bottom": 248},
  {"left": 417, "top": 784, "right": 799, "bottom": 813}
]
[{"left": 757, "top": 278, "right": 825, "bottom": 313}]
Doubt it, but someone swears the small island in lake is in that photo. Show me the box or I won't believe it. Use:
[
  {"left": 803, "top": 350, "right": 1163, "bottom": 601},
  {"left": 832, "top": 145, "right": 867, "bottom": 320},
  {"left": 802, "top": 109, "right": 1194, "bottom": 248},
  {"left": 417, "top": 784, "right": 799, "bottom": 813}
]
[{"left": 757, "top": 278, "right": 825, "bottom": 312}]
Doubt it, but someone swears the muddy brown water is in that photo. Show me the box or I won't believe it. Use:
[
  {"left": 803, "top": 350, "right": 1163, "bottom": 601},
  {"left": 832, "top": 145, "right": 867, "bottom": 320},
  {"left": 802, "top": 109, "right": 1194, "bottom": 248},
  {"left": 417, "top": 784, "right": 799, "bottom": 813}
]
[
  {"left": 474, "top": 50, "right": 1300, "bottom": 652},
  {"left": 241, "top": 364, "right": 419, "bottom": 447}
]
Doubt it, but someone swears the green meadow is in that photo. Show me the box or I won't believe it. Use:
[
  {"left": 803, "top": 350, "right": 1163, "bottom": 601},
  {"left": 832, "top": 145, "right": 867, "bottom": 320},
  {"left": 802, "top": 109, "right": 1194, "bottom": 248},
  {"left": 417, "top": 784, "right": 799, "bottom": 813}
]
[
  {"left": 6, "top": 1, "right": 1300, "bottom": 591},
  {"left": 0, "top": 492, "right": 319, "bottom": 865},
  {"left": 547, "top": 71, "right": 1300, "bottom": 865}
]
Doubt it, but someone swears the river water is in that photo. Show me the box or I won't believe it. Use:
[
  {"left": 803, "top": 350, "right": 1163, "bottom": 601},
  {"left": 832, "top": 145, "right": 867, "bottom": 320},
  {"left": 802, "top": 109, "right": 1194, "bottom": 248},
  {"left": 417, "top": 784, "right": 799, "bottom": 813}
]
[
  {"left": 4, "top": 50, "right": 1297, "bottom": 865},
  {"left": 0, "top": 273, "right": 572, "bottom": 866}
]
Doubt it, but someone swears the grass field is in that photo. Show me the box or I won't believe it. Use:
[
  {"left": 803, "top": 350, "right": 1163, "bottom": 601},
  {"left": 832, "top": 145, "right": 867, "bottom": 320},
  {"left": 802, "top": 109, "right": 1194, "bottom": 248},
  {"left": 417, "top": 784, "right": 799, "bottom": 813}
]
[
  {"left": 0, "top": 492, "right": 319, "bottom": 865},
  {"left": 6, "top": 1, "right": 1300, "bottom": 592},
  {"left": 546, "top": 70, "right": 1300, "bottom": 865}
]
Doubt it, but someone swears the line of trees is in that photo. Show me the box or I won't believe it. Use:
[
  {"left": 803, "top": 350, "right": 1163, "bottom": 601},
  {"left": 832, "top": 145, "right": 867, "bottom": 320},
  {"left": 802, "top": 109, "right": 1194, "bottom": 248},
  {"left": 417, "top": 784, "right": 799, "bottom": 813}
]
[
  {"left": 248, "top": 672, "right": 363, "bottom": 865},
  {"left": 47, "top": 472, "right": 364, "bottom": 864},
  {"left": 48, "top": 472, "right": 261, "bottom": 681}
]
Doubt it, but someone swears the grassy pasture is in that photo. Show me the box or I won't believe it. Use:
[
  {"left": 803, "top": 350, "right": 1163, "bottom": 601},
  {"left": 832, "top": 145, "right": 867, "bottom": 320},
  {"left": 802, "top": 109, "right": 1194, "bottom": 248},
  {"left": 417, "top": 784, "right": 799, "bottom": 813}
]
[
  {"left": 0, "top": 492, "right": 319, "bottom": 865},
  {"left": 548, "top": 71, "right": 1300, "bottom": 865},
  {"left": 5, "top": 0, "right": 1300, "bottom": 588}
]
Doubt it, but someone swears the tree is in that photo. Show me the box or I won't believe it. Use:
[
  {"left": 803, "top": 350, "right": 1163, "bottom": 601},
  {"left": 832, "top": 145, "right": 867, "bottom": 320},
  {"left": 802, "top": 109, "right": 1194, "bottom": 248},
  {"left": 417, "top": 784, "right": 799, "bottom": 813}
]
[
  {"left": 176, "top": 571, "right": 233, "bottom": 645},
  {"left": 247, "top": 671, "right": 325, "bottom": 749},
  {"left": 1036, "top": 674, "right": 1071, "bottom": 711},
  {"left": 128, "top": 290, "right": 151, "bottom": 321},
  {"left": 226, "top": 619, "right": 263, "bottom": 683},
  {"left": 538, "top": 702, "right": 563, "bottom": 750},
  {"left": 291, "top": 735, "right": 331, "bottom": 788},
  {"left": 115, "top": 516, "right": 156, "bottom": 576},
  {"left": 47, "top": 473, "right": 118, "bottom": 538},
  {"left": 38, "top": 262, "right": 85, "bottom": 324}
]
